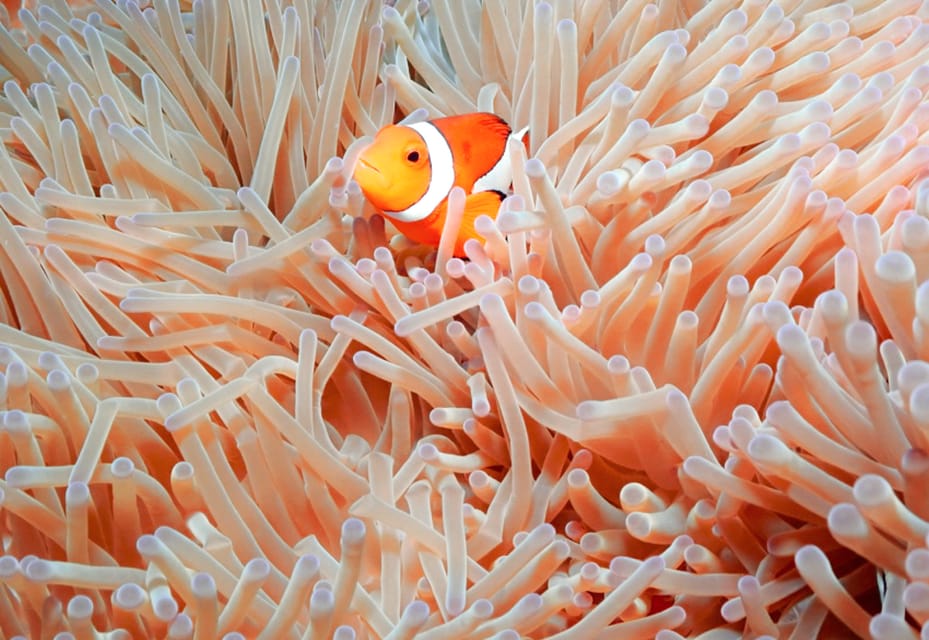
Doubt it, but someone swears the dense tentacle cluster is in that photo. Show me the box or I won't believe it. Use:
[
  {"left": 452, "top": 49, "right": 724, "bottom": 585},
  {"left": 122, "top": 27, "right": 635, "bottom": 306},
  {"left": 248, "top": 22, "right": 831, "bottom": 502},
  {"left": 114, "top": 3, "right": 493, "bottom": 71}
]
[{"left": 1, "top": 0, "right": 929, "bottom": 637}]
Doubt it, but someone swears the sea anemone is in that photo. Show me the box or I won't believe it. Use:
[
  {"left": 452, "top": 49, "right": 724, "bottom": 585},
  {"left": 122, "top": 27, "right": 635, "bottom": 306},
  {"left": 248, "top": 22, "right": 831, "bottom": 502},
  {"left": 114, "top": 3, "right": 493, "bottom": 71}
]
[{"left": 1, "top": 0, "right": 929, "bottom": 637}]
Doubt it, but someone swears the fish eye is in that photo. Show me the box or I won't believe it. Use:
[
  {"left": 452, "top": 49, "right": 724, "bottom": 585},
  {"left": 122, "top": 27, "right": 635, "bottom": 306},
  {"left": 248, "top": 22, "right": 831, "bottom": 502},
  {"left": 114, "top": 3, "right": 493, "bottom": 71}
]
[{"left": 406, "top": 150, "right": 420, "bottom": 163}]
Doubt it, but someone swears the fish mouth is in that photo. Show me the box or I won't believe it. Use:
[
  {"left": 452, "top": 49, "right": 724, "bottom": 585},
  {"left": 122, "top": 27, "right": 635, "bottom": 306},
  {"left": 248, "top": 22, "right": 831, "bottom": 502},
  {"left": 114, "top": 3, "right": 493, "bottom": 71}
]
[
  {"left": 356, "top": 157, "right": 380, "bottom": 175},
  {"left": 353, "top": 157, "right": 391, "bottom": 195}
]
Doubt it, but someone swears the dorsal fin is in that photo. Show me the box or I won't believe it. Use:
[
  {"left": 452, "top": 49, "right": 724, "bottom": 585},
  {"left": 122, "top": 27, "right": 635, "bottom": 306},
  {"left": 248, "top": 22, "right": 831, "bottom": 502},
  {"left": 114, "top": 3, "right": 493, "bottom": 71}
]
[{"left": 429, "top": 113, "right": 512, "bottom": 190}]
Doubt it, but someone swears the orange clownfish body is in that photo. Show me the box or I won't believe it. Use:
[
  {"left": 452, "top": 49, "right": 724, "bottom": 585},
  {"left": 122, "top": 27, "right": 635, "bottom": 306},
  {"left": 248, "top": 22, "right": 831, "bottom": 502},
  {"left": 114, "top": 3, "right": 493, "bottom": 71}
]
[{"left": 353, "top": 112, "right": 522, "bottom": 256}]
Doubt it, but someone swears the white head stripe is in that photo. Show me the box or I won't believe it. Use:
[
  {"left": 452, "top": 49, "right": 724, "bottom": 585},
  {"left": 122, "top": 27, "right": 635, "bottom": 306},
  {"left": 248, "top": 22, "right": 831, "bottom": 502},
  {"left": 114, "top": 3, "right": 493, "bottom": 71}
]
[{"left": 388, "top": 121, "right": 455, "bottom": 223}]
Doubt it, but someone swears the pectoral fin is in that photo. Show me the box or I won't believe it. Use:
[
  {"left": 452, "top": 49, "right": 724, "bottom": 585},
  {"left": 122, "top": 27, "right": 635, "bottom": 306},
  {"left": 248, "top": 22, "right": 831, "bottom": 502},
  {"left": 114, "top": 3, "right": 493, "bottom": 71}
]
[
  {"left": 453, "top": 190, "right": 506, "bottom": 256},
  {"left": 389, "top": 190, "right": 506, "bottom": 257}
]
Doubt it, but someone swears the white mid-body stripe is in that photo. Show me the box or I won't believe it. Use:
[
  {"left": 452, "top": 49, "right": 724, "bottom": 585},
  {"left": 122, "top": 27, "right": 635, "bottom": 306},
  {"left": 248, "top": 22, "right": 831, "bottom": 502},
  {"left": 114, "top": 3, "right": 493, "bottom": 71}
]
[
  {"left": 473, "top": 126, "right": 527, "bottom": 193},
  {"left": 473, "top": 151, "right": 511, "bottom": 193},
  {"left": 389, "top": 121, "right": 456, "bottom": 222}
]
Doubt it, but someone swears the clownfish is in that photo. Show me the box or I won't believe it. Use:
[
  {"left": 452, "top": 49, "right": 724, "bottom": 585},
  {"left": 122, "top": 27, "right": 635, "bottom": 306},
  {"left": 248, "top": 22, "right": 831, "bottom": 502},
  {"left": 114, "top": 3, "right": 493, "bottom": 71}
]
[{"left": 353, "top": 112, "right": 523, "bottom": 256}]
